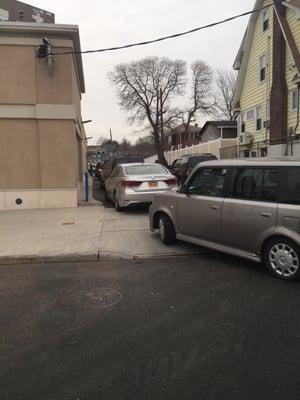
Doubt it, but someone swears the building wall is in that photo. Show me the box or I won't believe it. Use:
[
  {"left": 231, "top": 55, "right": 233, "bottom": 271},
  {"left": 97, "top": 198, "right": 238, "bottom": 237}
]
[
  {"left": 239, "top": 0, "right": 273, "bottom": 143},
  {"left": 201, "top": 125, "right": 219, "bottom": 142},
  {"left": 0, "top": 119, "right": 40, "bottom": 189},
  {"left": 286, "top": 7, "right": 300, "bottom": 131},
  {"left": 0, "top": 27, "right": 86, "bottom": 210}
]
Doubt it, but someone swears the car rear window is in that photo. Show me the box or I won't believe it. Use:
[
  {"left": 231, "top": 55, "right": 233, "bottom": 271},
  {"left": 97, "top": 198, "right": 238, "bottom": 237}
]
[
  {"left": 279, "top": 167, "right": 300, "bottom": 205},
  {"left": 116, "top": 157, "right": 144, "bottom": 164},
  {"left": 125, "top": 165, "right": 169, "bottom": 175}
]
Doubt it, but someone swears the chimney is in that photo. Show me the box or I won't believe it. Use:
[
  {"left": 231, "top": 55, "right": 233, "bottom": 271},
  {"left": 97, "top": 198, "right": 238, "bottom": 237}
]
[{"left": 270, "top": 4, "right": 288, "bottom": 145}]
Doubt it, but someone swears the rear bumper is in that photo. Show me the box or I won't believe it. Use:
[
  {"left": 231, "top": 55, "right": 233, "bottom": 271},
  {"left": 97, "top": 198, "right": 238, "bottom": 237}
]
[
  {"left": 119, "top": 190, "right": 167, "bottom": 207},
  {"left": 118, "top": 191, "right": 155, "bottom": 208}
]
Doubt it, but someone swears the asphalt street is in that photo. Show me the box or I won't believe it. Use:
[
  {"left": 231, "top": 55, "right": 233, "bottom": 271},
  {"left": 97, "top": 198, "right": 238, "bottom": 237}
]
[{"left": 1, "top": 254, "right": 300, "bottom": 400}]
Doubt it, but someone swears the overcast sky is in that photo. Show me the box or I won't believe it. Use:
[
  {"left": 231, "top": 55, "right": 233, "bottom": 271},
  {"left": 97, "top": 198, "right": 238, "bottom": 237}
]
[{"left": 30, "top": 0, "right": 254, "bottom": 144}]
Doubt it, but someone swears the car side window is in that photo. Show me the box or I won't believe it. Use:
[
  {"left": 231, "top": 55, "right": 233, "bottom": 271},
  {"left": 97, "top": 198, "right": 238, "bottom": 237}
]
[
  {"left": 187, "top": 168, "right": 226, "bottom": 197},
  {"left": 228, "top": 168, "right": 278, "bottom": 202},
  {"left": 279, "top": 167, "right": 300, "bottom": 205}
]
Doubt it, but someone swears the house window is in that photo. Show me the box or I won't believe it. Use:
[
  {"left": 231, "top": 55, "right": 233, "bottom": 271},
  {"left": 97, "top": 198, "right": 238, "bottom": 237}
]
[
  {"left": 262, "top": 10, "right": 269, "bottom": 32},
  {"left": 292, "top": 90, "right": 298, "bottom": 112},
  {"left": 246, "top": 110, "right": 254, "bottom": 121},
  {"left": 259, "top": 55, "right": 267, "bottom": 82},
  {"left": 256, "top": 106, "right": 262, "bottom": 131}
]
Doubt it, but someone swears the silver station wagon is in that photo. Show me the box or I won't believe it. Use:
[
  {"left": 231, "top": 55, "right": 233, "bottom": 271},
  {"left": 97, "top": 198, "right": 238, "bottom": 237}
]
[{"left": 150, "top": 158, "right": 300, "bottom": 281}]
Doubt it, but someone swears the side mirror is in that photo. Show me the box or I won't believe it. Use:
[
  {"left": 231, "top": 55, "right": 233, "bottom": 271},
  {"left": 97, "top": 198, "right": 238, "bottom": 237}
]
[{"left": 178, "top": 184, "right": 188, "bottom": 194}]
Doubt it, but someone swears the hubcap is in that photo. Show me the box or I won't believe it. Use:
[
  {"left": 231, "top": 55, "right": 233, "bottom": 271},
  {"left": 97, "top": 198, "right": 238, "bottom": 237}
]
[
  {"left": 269, "top": 243, "right": 299, "bottom": 277},
  {"left": 159, "top": 219, "right": 165, "bottom": 240}
]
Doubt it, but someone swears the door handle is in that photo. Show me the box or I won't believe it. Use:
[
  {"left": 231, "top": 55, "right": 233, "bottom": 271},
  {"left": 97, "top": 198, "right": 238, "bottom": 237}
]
[
  {"left": 210, "top": 205, "right": 219, "bottom": 210},
  {"left": 261, "top": 212, "right": 272, "bottom": 218}
]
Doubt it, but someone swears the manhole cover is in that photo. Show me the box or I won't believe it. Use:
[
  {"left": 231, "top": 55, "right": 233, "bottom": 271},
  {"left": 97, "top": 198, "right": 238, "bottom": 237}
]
[{"left": 85, "top": 288, "right": 122, "bottom": 310}]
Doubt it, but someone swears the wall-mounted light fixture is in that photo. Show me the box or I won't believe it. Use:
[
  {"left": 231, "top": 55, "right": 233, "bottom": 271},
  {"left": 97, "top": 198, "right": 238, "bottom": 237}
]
[{"left": 36, "top": 37, "right": 53, "bottom": 77}]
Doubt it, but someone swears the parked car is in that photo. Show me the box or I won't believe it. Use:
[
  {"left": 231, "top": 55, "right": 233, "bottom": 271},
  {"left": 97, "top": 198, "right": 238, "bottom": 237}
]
[
  {"left": 176, "top": 154, "right": 218, "bottom": 184},
  {"left": 95, "top": 161, "right": 104, "bottom": 182},
  {"left": 105, "top": 163, "right": 178, "bottom": 211},
  {"left": 101, "top": 156, "right": 145, "bottom": 184},
  {"left": 150, "top": 158, "right": 300, "bottom": 281},
  {"left": 169, "top": 158, "right": 183, "bottom": 180}
]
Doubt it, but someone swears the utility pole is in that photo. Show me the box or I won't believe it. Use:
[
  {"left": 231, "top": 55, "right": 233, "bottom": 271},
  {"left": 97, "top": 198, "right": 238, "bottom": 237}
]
[
  {"left": 159, "top": 88, "right": 165, "bottom": 165},
  {"left": 109, "top": 129, "right": 113, "bottom": 157}
]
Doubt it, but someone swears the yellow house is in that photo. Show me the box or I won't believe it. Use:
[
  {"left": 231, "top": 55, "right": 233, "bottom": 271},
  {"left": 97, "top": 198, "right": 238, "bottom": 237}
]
[{"left": 234, "top": 0, "right": 300, "bottom": 157}]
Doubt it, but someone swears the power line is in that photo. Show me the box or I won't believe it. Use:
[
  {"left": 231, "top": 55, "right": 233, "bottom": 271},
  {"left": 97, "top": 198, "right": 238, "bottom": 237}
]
[{"left": 51, "top": 1, "right": 282, "bottom": 56}]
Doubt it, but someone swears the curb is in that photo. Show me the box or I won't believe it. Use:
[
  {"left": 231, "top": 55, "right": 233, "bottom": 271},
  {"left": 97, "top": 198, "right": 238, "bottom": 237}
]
[
  {"left": 0, "top": 253, "right": 99, "bottom": 266},
  {"left": 0, "top": 249, "right": 208, "bottom": 265}
]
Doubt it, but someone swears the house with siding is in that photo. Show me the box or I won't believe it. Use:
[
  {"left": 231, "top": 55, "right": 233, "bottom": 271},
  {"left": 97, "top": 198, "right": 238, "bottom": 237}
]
[
  {"left": 233, "top": 0, "right": 300, "bottom": 158},
  {"left": 164, "top": 124, "right": 202, "bottom": 151},
  {"left": 199, "top": 121, "right": 237, "bottom": 143}
]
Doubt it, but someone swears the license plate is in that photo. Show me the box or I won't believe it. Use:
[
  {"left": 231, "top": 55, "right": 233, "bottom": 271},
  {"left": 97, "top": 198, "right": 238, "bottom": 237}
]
[{"left": 148, "top": 181, "right": 158, "bottom": 188}]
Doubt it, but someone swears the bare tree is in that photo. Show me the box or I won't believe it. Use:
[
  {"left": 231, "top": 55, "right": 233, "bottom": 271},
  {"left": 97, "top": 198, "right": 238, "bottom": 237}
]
[
  {"left": 213, "top": 69, "right": 238, "bottom": 121},
  {"left": 180, "top": 61, "right": 214, "bottom": 138},
  {"left": 109, "top": 57, "right": 186, "bottom": 165}
]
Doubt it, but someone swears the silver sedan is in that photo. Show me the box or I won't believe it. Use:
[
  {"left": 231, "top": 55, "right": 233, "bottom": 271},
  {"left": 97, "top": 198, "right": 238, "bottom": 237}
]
[{"left": 105, "top": 163, "right": 178, "bottom": 211}]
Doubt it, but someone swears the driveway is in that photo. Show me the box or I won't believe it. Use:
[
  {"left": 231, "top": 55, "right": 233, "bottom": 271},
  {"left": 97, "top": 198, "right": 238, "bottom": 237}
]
[
  {"left": 1, "top": 255, "right": 300, "bottom": 400},
  {"left": 0, "top": 180, "right": 202, "bottom": 264},
  {"left": 93, "top": 178, "right": 203, "bottom": 259}
]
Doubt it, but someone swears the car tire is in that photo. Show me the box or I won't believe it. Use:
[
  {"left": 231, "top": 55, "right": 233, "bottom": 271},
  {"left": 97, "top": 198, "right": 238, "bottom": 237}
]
[
  {"left": 114, "top": 192, "right": 123, "bottom": 212},
  {"left": 263, "top": 237, "right": 300, "bottom": 281},
  {"left": 159, "top": 214, "right": 176, "bottom": 245}
]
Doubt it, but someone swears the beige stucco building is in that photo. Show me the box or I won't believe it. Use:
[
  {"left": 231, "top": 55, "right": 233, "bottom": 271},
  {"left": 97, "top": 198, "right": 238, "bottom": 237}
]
[{"left": 0, "top": 22, "right": 87, "bottom": 210}]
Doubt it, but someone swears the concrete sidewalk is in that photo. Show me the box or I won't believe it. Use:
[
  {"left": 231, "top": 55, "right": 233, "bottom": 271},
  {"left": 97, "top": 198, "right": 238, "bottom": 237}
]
[{"left": 0, "top": 205, "right": 203, "bottom": 264}]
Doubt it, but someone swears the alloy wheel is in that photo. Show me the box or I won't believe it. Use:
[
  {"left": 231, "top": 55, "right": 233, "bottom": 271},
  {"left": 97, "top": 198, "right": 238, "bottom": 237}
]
[{"left": 268, "top": 243, "right": 299, "bottom": 278}]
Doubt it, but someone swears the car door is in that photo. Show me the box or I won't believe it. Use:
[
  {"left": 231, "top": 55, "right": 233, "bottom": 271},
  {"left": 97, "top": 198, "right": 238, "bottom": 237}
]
[
  {"left": 105, "top": 167, "right": 119, "bottom": 199},
  {"left": 222, "top": 167, "right": 279, "bottom": 253},
  {"left": 176, "top": 167, "right": 227, "bottom": 243}
]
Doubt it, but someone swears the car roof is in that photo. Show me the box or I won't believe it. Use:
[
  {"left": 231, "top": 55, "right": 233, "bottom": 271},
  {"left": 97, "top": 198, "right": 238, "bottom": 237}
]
[
  {"left": 120, "top": 163, "right": 166, "bottom": 167},
  {"left": 196, "top": 157, "right": 300, "bottom": 168}
]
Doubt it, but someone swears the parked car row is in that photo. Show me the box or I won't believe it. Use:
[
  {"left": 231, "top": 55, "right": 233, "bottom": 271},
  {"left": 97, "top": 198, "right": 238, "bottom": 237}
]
[
  {"left": 97, "top": 154, "right": 300, "bottom": 281},
  {"left": 95, "top": 156, "right": 145, "bottom": 187}
]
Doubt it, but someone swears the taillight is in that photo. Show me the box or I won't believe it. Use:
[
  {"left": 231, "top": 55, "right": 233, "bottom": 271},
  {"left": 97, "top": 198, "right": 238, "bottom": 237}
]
[
  {"left": 165, "top": 179, "right": 178, "bottom": 186},
  {"left": 121, "top": 180, "right": 141, "bottom": 188}
]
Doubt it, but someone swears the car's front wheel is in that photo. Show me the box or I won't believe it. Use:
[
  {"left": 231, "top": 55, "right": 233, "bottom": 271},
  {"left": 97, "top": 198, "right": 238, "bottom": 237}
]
[
  {"left": 264, "top": 237, "right": 300, "bottom": 281},
  {"left": 159, "top": 214, "right": 176, "bottom": 245}
]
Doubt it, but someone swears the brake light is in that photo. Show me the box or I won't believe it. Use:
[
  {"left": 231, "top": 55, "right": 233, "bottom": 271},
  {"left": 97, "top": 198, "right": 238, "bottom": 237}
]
[
  {"left": 165, "top": 179, "right": 178, "bottom": 186},
  {"left": 121, "top": 180, "right": 141, "bottom": 188}
]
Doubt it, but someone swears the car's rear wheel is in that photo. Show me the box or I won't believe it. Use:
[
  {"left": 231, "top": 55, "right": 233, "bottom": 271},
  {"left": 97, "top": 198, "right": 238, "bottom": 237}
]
[
  {"left": 114, "top": 192, "right": 123, "bottom": 212},
  {"left": 264, "top": 237, "right": 300, "bottom": 281},
  {"left": 159, "top": 214, "right": 176, "bottom": 245}
]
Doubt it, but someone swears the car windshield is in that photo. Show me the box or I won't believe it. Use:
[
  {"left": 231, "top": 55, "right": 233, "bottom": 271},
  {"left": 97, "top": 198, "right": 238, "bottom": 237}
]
[{"left": 125, "top": 165, "right": 169, "bottom": 175}]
